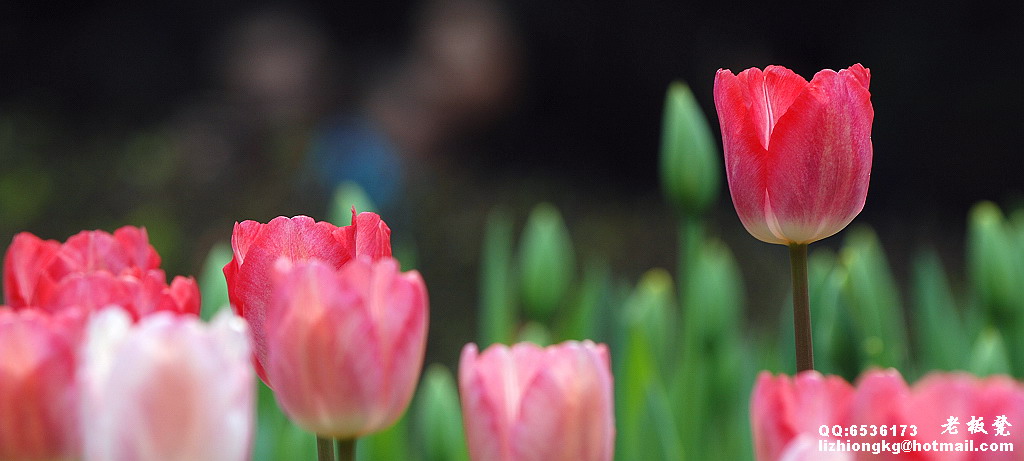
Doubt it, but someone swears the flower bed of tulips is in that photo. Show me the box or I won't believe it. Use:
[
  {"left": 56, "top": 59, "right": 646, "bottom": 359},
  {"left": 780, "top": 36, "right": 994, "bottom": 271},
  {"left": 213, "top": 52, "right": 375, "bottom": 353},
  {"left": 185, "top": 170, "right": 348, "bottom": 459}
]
[{"left": 2, "top": 65, "right": 1022, "bottom": 461}]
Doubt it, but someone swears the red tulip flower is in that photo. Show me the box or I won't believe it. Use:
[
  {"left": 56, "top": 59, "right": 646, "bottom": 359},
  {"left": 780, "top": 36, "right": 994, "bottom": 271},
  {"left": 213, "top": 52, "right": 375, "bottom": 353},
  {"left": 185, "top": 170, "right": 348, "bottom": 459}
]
[
  {"left": 0, "top": 306, "right": 86, "bottom": 460},
  {"left": 3, "top": 228, "right": 200, "bottom": 319},
  {"left": 752, "top": 369, "right": 1024, "bottom": 461},
  {"left": 459, "top": 341, "right": 615, "bottom": 461},
  {"left": 223, "top": 211, "right": 392, "bottom": 383},
  {"left": 714, "top": 64, "right": 872, "bottom": 245},
  {"left": 264, "top": 257, "right": 428, "bottom": 438}
]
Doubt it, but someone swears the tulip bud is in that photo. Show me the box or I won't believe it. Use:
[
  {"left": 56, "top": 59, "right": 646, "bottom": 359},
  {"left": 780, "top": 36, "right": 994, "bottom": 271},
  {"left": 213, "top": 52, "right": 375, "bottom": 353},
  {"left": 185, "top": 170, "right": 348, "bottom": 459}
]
[
  {"left": 518, "top": 203, "right": 575, "bottom": 322},
  {"left": 714, "top": 64, "right": 873, "bottom": 245},
  {"left": 264, "top": 257, "right": 428, "bottom": 439},
  {"left": 79, "top": 307, "right": 254, "bottom": 461},
  {"left": 459, "top": 340, "right": 615, "bottom": 461},
  {"left": 659, "top": 81, "right": 721, "bottom": 216}
]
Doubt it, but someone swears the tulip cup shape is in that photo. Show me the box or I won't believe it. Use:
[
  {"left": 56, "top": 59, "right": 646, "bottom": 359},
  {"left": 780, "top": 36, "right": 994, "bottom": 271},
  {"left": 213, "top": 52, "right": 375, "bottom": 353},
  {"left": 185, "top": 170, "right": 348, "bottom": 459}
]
[
  {"left": 752, "top": 369, "right": 1024, "bottom": 461},
  {"left": 459, "top": 341, "right": 615, "bottom": 461},
  {"left": 3, "top": 228, "right": 200, "bottom": 318},
  {"left": 223, "top": 211, "right": 391, "bottom": 383},
  {"left": 0, "top": 306, "right": 85, "bottom": 460},
  {"left": 79, "top": 307, "right": 254, "bottom": 461},
  {"left": 264, "top": 257, "right": 428, "bottom": 439},
  {"left": 714, "top": 64, "right": 873, "bottom": 245}
]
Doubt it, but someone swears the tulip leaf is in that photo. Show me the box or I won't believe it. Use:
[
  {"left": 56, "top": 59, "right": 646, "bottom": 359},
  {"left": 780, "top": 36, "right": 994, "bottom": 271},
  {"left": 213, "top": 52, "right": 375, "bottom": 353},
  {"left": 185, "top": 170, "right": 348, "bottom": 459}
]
[
  {"left": 479, "top": 208, "right": 517, "bottom": 346},
  {"left": 671, "top": 239, "right": 748, "bottom": 461},
  {"left": 554, "top": 257, "right": 612, "bottom": 342},
  {"left": 252, "top": 382, "right": 316, "bottom": 461},
  {"left": 911, "top": 248, "right": 970, "bottom": 373},
  {"left": 198, "top": 241, "right": 233, "bottom": 321},
  {"left": 839, "top": 226, "right": 908, "bottom": 370},
  {"left": 967, "top": 202, "right": 1024, "bottom": 376},
  {"left": 355, "top": 413, "right": 409, "bottom": 461},
  {"left": 414, "top": 365, "right": 469, "bottom": 461}
]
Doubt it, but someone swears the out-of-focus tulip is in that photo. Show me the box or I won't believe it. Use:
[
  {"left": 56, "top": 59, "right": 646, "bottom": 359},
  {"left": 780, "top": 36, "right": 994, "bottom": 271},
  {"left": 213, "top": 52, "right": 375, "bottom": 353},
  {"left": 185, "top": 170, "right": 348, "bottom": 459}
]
[
  {"left": 0, "top": 306, "right": 85, "bottom": 460},
  {"left": 223, "top": 211, "right": 391, "bottom": 381},
  {"left": 751, "top": 370, "right": 854, "bottom": 461},
  {"left": 459, "top": 340, "right": 615, "bottom": 461},
  {"left": 264, "top": 257, "right": 427, "bottom": 438},
  {"left": 3, "top": 228, "right": 200, "bottom": 318},
  {"left": 752, "top": 369, "right": 1024, "bottom": 461},
  {"left": 714, "top": 64, "right": 873, "bottom": 245},
  {"left": 79, "top": 307, "right": 253, "bottom": 461}
]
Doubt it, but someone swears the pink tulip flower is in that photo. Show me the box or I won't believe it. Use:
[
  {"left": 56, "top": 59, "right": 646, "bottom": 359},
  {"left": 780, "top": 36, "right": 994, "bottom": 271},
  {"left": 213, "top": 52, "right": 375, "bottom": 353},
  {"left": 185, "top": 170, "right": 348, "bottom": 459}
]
[
  {"left": 752, "top": 369, "right": 1024, "bottom": 461},
  {"left": 3, "top": 228, "right": 200, "bottom": 318},
  {"left": 0, "top": 306, "right": 85, "bottom": 460},
  {"left": 459, "top": 341, "right": 615, "bottom": 461},
  {"left": 264, "top": 257, "right": 427, "bottom": 438},
  {"left": 78, "top": 307, "right": 254, "bottom": 461},
  {"left": 714, "top": 64, "right": 873, "bottom": 245},
  {"left": 223, "top": 211, "right": 391, "bottom": 382}
]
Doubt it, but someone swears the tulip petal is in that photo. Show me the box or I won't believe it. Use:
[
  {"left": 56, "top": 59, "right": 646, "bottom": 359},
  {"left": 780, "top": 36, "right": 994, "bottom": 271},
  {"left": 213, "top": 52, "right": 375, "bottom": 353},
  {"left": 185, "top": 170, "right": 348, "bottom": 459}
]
[
  {"left": 230, "top": 216, "right": 351, "bottom": 378},
  {"left": 460, "top": 344, "right": 511, "bottom": 461},
  {"left": 3, "top": 232, "right": 60, "bottom": 307},
  {"left": 333, "top": 209, "right": 393, "bottom": 262},
  {"left": 715, "top": 69, "right": 785, "bottom": 244},
  {"left": 751, "top": 371, "right": 854, "bottom": 461},
  {"left": 735, "top": 66, "right": 808, "bottom": 150},
  {"left": 0, "top": 308, "right": 82, "bottom": 460},
  {"left": 763, "top": 66, "right": 873, "bottom": 244},
  {"left": 80, "top": 308, "right": 253, "bottom": 461}
]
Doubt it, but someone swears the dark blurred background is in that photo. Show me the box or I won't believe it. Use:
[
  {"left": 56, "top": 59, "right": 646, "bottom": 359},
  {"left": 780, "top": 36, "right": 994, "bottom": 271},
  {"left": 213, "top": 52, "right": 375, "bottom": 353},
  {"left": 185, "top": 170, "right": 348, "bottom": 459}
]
[{"left": 2, "top": 1, "right": 1022, "bottom": 362}]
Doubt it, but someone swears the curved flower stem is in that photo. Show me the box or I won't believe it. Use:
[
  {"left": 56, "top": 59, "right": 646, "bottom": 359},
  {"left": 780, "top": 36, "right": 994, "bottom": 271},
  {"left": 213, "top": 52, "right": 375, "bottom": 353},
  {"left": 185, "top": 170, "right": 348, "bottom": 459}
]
[
  {"left": 336, "top": 438, "right": 356, "bottom": 461},
  {"left": 789, "top": 243, "right": 814, "bottom": 372},
  {"left": 317, "top": 436, "right": 336, "bottom": 461}
]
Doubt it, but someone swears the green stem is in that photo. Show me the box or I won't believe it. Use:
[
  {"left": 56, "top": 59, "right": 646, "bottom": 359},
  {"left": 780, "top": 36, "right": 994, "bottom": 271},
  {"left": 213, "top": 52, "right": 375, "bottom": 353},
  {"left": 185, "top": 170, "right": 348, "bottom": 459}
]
[
  {"left": 677, "top": 214, "right": 702, "bottom": 306},
  {"left": 317, "top": 436, "right": 336, "bottom": 461},
  {"left": 336, "top": 438, "right": 356, "bottom": 461},
  {"left": 789, "top": 243, "right": 814, "bottom": 372}
]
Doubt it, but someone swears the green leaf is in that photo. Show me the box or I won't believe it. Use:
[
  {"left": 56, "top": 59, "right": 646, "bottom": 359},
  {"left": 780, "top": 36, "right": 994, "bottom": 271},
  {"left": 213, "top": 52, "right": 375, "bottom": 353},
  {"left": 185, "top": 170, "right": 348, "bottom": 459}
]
[
  {"left": 252, "top": 382, "right": 316, "bottom": 461},
  {"left": 355, "top": 413, "right": 410, "bottom": 461},
  {"left": 198, "top": 241, "right": 233, "bottom": 321},
  {"left": 518, "top": 203, "right": 576, "bottom": 322},
  {"left": 839, "top": 226, "right": 908, "bottom": 370},
  {"left": 554, "top": 257, "right": 612, "bottom": 342},
  {"left": 659, "top": 81, "right": 721, "bottom": 216},
  {"left": 911, "top": 249, "right": 970, "bottom": 373},
  {"left": 966, "top": 202, "right": 1024, "bottom": 376},
  {"left": 414, "top": 365, "right": 469, "bottom": 461},
  {"left": 671, "top": 240, "right": 748, "bottom": 460},
  {"left": 478, "top": 208, "right": 517, "bottom": 346},
  {"left": 615, "top": 295, "right": 662, "bottom": 461}
]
